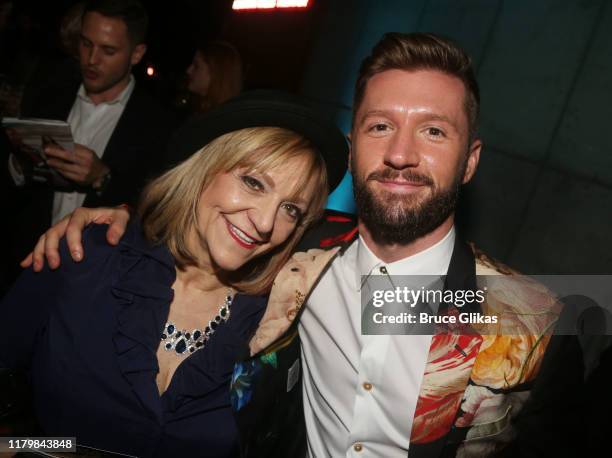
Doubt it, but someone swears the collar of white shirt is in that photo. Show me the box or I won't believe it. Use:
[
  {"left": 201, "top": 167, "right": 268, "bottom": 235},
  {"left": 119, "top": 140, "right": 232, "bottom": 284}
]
[
  {"left": 76, "top": 74, "right": 135, "bottom": 106},
  {"left": 354, "top": 226, "right": 456, "bottom": 291}
]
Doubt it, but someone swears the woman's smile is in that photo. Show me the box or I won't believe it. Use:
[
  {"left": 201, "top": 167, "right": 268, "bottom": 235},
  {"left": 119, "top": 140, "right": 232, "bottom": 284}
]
[{"left": 225, "top": 217, "right": 260, "bottom": 250}]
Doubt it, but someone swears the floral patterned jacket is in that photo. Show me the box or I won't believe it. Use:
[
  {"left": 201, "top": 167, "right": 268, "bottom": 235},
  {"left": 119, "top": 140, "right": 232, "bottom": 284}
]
[{"left": 230, "top": 213, "right": 579, "bottom": 458}]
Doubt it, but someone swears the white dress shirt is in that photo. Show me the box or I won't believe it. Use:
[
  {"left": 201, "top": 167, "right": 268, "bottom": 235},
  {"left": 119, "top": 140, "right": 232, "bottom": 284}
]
[
  {"left": 52, "top": 76, "right": 135, "bottom": 223},
  {"left": 300, "top": 227, "right": 455, "bottom": 457},
  {"left": 8, "top": 76, "right": 135, "bottom": 224}
]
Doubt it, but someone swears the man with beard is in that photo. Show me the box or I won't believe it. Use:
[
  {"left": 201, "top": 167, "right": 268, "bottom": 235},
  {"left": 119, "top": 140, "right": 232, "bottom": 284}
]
[
  {"left": 2, "top": 0, "right": 172, "bottom": 290},
  {"left": 22, "top": 33, "right": 581, "bottom": 457}
]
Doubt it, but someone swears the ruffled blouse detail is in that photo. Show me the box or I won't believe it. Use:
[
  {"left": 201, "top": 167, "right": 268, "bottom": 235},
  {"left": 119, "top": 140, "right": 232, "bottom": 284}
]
[{"left": 108, "top": 224, "right": 266, "bottom": 424}]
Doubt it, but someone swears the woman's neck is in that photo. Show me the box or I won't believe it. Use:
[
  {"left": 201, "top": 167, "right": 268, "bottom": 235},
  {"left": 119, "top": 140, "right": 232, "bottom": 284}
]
[
  {"left": 176, "top": 225, "right": 227, "bottom": 292},
  {"left": 175, "top": 264, "right": 225, "bottom": 293}
]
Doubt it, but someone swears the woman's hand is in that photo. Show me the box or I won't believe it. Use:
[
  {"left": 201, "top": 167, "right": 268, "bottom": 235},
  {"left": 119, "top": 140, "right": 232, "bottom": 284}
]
[{"left": 21, "top": 205, "right": 132, "bottom": 271}]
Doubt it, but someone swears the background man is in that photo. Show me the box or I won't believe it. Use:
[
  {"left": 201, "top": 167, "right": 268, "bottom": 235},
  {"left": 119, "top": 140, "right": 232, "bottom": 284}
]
[{"left": 2, "top": 0, "right": 173, "bottom": 290}]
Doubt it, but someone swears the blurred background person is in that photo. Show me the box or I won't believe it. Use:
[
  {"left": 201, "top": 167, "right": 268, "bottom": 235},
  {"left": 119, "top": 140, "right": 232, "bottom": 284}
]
[
  {"left": 164, "top": 40, "right": 244, "bottom": 167},
  {"left": 1, "top": 0, "right": 173, "bottom": 294},
  {"left": 175, "top": 40, "right": 243, "bottom": 119}
]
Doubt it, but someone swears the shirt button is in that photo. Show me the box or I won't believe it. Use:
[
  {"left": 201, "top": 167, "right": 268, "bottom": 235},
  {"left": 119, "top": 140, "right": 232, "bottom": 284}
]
[
  {"left": 353, "top": 443, "right": 363, "bottom": 452},
  {"left": 362, "top": 382, "right": 373, "bottom": 391}
]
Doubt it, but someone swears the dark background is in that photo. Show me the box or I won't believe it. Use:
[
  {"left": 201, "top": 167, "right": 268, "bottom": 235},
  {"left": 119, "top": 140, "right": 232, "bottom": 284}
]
[
  {"left": 2, "top": 0, "right": 611, "bottom": 275},
  {"left": 0, "top": 0, "right": 324, "bottom": 97}
]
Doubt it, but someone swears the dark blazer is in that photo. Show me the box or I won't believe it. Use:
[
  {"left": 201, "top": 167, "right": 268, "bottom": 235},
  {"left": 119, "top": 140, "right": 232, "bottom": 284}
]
[{"left": 3, "top": 79, "right": 174, "bottom": 287}]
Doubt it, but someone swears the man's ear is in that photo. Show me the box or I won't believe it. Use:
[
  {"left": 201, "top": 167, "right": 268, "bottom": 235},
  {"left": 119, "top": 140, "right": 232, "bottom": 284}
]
[
  {"left": 130, "top": 43, "right": 147, "bottom": 66},
  {"left": 462, "top": 138, "right": 482, "bottom": 184}
]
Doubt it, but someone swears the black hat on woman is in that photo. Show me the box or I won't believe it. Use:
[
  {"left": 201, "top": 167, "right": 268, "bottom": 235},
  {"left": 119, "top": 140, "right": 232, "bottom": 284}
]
[{"left": 164, "top": 90, "right": 349, "bottom": 193}]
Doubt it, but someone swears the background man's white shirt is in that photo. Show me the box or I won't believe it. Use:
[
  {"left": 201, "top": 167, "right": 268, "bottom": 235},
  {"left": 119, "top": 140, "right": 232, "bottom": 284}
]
[
  {"left": 7, "top": 76, "right": 135, "bottom": 223},
  {"left": 52, "top": 76, "right": 135, "bottom": 223},
  {"left": 300, "top": 227, "right": 455, "bottom": 457}
]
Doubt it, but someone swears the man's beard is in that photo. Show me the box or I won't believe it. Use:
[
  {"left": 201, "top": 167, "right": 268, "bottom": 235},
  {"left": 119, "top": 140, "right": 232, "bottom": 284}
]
[{"left": 352, "top": 162, "right": 465, "bottom": 246}]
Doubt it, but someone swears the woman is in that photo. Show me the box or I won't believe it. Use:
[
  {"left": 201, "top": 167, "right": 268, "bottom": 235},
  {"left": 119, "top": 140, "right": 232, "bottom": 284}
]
[
  {"left": 0, "top": 92, "right": 347, "bottom": 457},
  {"left": 177, "top": 40, "right": 243, "bottom": 117}
]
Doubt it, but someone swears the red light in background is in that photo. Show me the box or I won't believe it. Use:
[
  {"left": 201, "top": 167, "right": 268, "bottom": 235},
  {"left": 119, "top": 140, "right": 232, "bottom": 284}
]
[
  {"left": 232, "top": 0, "right": 309, "bottom": 10},
  {"left": 146, "top": 66, "right": 155, "bottom": 77}
]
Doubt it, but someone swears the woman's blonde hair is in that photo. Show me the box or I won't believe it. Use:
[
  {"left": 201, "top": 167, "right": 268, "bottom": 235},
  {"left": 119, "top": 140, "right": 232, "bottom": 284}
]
[{"left": 138, "top": 127, "right": 328, "bottom": 295}]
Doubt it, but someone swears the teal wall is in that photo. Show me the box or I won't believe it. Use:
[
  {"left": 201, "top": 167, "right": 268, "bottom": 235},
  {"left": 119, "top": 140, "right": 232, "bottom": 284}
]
[{"left": 300, "top": 0, "right": 612, "bottom": 274}]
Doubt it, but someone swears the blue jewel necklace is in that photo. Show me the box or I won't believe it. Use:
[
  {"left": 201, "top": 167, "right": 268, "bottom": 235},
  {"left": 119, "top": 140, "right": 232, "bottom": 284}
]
[{"left": 161, "top": 290, "right": 234, "bottom": 356}]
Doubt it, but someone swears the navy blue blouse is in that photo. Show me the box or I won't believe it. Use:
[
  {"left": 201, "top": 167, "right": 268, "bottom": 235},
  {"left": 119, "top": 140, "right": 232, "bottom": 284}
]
[{"left": 0, "top": 223, "right": 267, "bottom": 457}]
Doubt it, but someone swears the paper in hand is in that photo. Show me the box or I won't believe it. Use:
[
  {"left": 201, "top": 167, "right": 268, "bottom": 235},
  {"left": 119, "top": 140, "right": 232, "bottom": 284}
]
[{"left": 2, "top": 117, "right": 75, "bottom": 190}]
